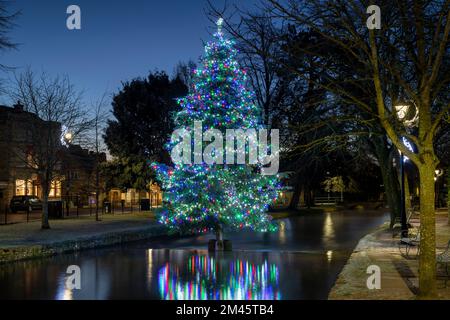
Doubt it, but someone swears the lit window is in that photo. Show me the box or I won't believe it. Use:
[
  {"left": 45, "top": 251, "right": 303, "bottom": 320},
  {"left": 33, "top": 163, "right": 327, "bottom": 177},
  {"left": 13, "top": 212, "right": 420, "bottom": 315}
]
[
  {"left": 49, "top": 180, "right": 61, "bottom": 198},
  {"left": 15, "top": 179, "right": 33, "bottom": 196}
]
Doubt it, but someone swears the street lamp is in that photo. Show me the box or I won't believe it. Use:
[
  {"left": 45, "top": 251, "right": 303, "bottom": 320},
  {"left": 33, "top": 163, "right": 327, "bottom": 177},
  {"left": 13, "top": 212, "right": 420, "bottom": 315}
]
[
  {"left": 395, "top": 101, "right": 418, "bottom": 238},
  {"left": 61, "top": 125, "right": 73, "bottom": 146},
  {"left": 64, "top": 132, "right": 73, "bottom": 144},
  {"left": 394, "top": 102, "right": 419, "bottom": 126},
  {"left": 62, "top": 129, "right": 73, "bottom": 217},
  {"left": 435, "top": 169, "right": 443, "bottom": 181}
]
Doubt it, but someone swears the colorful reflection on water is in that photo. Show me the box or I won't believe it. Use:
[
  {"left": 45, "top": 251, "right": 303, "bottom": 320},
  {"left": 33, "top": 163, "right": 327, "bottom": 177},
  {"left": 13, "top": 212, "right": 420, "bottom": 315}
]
[{"left": 158, "top": 255, "right": 281, "bottom": 300}]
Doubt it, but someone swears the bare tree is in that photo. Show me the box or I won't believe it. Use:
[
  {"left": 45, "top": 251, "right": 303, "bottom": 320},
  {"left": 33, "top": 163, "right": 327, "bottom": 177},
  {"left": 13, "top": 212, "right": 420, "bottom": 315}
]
[
  {"left": 88, "top": 94, "right": 109, "bottom": 221},
  {"left": 10, "top": 68, "right": 90, "bottom": 229},
  {"left": 0, "top": 1, "right": 19, "bottom": 67},
  {"left": 208, "top": 3, "right": 402, "bottom": 216},
  {"left": 174, "top": 60, "right": 197, "bottom": 89}
]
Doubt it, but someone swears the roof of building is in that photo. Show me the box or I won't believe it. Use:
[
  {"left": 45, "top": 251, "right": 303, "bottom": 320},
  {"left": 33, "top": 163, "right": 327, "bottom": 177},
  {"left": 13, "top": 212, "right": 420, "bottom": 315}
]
[{"left": 0, "top": 104, "right": 61, "bottom": 126}]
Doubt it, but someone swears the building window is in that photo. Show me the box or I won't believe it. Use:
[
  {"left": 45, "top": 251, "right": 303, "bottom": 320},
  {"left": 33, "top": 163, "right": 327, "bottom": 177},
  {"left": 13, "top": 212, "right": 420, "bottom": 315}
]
[
  {"left": 15, "top": 179, "right": 34, "bottom": 196},
  {"left": 70, "top": 171, "right": 79, "bottom": 180},
  {"left": 49, "top": 180, "right": 61, "bottom": 198}
]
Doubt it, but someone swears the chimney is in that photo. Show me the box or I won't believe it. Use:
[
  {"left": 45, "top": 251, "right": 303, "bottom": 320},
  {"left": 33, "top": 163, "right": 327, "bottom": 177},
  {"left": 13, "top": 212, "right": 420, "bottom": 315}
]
[{"left": 13, "top": 101, "right": 24, "bottom": 112}]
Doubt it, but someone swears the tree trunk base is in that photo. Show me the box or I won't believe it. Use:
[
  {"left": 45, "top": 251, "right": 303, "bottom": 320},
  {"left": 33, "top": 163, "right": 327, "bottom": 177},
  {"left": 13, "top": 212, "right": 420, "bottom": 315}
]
[
  {"left": 208, "top": 239, "right": 216, "bottom": 252},
  {"left": 416, "top": 293, "right": 438, "bottom": 300}
]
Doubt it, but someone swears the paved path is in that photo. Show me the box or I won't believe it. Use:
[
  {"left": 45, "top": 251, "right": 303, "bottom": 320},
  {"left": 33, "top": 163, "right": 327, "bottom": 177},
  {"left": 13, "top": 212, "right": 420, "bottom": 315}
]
[
  {"left": 0, "top": 212, "right": 161, "bottom": 248},
  {"left": 329, "top": 212, "right": 450, "bottom": 299},
  {"left": 0, "top": 206, "right": 145, "bottom": 225}
]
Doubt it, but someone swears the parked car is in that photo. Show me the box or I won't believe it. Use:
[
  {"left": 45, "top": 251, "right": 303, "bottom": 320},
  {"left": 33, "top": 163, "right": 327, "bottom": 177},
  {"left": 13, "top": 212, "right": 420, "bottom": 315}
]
[{"left": 10, "top": 195, "right": 43, "bottom": 213}]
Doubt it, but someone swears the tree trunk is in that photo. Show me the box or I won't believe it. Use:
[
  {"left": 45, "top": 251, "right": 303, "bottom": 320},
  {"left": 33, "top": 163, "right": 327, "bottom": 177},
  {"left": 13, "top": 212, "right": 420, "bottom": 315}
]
[
  {"left": 215, "top": 225, "right": 223, "bottom": 242},
  {"left": 382, "top": 164, "right": 401, "bottom": 228},
  {"left": 404, "top": 171, "right": 412, "bottom": 213},
  {"left": 305, "top": 185, "right": 313, "bottom": 208},
  {"left": 215, "top": 224, "right": 224, "bottom": 251},
  {"left": 417, "top": 160, "right": 437, "bottom": 298},
  {"left": 95, "top": 192, "right": 100, "bottom": 221},
  {"left": 41, "top": 187, "right": 50, "bottom": 229},
  {"left": 375, "top": 143, "right": 401, "bottom": 228},
  {"left": 289, "top": 176, "right": 301, "bottom": 210},
  {"left": 95, "top": 161, "right": 101, "bottom": 222}
]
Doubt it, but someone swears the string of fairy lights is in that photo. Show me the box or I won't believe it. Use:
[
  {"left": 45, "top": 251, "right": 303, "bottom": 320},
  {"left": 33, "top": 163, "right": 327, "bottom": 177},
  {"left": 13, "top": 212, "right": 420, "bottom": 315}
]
[
  {"left": 158, "top": 255, "right": 281, "bottom": 300},
  {"left": 153, "top": 23, "right": 281, "bottom": 235}
]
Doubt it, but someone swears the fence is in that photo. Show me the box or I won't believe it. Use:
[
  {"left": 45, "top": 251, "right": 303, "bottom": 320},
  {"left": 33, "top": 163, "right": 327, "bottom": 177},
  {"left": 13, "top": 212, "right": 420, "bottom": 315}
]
[
  {"left": 314, "top": 196, "right": 342, "bottom": 206},
  {"left": 0, "top": 196, "right": 161, "bottom": 225}
]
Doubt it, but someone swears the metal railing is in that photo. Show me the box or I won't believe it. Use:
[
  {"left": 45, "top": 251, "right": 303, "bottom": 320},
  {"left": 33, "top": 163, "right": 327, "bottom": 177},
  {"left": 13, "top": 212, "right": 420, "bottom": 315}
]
[
  {"left": 314, "top": 196, "right": 342, "bottom": 206},
  {"left": 0, "top": 196, "right": 161, "bottom": 225}
]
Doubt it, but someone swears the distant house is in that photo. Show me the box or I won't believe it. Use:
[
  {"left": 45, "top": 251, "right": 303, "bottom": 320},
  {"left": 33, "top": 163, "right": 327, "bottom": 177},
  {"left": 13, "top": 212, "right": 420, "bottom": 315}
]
[
  {"left": 61, "top": 144, "right": 107, "bottom": 208},
  {"left": 108, "top": 182, "right": 163, "bottom": 208},
  {"left": 272, "top": 171, "right": 295, "bottom": 208}
]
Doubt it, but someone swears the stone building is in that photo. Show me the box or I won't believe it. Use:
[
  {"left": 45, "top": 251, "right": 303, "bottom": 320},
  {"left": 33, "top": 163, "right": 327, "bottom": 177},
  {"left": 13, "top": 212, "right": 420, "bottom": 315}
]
[
  {"left": 62, "top": 144, "right": 107, "bottom": 208},
  {"left": 0, "top": 103, "right": 63, "bottom": 211},
  {"left": 0, "top": 103, "right": 163, "bottom": 212},
  {"left": 108, "top": 182, "right": 163, "bottom": 208},
  {"left": 0, "top": 104, "right": 107, "bottom": 211}
]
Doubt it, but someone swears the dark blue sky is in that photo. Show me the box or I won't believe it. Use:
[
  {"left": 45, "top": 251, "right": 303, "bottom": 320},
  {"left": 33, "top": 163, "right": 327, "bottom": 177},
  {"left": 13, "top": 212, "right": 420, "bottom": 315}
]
[{"left": 0, "top": 0, "right": 245, "bottom": 106}]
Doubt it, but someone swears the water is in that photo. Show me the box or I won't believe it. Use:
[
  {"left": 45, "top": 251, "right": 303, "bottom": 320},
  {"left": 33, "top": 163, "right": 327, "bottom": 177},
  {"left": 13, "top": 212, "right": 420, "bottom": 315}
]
[{"left": 0, "top": 211, "right": 388, "bottom": 300}]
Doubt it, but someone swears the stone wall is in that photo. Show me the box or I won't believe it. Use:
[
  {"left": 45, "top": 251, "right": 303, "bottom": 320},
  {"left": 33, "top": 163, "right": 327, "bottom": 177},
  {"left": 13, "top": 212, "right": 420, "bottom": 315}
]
[{"left": 0, "top": 224, "right": 167, "bottom": 264}]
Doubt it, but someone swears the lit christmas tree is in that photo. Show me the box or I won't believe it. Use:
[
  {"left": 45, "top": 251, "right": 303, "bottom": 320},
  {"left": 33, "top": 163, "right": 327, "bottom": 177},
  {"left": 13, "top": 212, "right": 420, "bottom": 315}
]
[{"left": 153, "top": 19, "right": 280, "bottom": 244}]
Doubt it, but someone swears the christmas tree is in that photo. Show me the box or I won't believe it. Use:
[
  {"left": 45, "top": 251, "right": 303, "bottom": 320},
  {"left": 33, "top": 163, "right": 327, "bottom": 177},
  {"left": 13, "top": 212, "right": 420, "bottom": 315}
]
[{"left": 153, "top": 19, "right": 280, "bottom": 241}]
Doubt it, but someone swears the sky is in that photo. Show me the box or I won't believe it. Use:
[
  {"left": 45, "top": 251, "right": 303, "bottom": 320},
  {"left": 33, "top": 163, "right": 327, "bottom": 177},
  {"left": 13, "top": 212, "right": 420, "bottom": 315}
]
[{"left": 0, "top": 0, "right": 246, "bottom": 107}]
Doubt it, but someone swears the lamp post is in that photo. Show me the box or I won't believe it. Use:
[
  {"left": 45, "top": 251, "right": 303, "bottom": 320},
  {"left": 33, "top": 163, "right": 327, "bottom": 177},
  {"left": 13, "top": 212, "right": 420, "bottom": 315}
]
[
  {"left": 398, "top": 150, "right": 407, "bottom": 237},
  {"left": 394, "top": 102, "right": 418, "bottom": 237},
  {"left": 435, "top": 169, "right": 444, "bottom": 208},
  {"left": 63, "top": 130, "right": 73, "bottom": 217},
  {"left": 434, "top": 169, "right": 443, "bottom": 181}
]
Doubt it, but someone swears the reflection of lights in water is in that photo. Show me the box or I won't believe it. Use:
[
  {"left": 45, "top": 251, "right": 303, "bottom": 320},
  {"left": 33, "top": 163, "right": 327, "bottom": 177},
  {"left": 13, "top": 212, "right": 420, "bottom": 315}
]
[
  {"left": 323, "top": 213, "right": 335, "bottom": 239},
  {"left": 55, "top": 260, "right": 110, "bottom": 300},
  {"left": 55, "top": 276, "right": 73, "bottom": 300},
  {"left": 146, "top": 249, "right": 154, "bottom": 290},
  {"left": 326, "top": 250, "right": 333, "bottom": 262},
  {"left": 158, "top": 256, "right": 281, "bottom": 300},
  {"left": 278, "top": 221, "right": 286, "bottom": 244}
]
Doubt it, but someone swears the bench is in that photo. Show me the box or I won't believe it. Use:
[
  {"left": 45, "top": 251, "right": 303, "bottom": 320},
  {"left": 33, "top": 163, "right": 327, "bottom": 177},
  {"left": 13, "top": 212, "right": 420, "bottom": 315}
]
[{"left": 398, "top": 228, "right": 420, "bottom": 259}]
